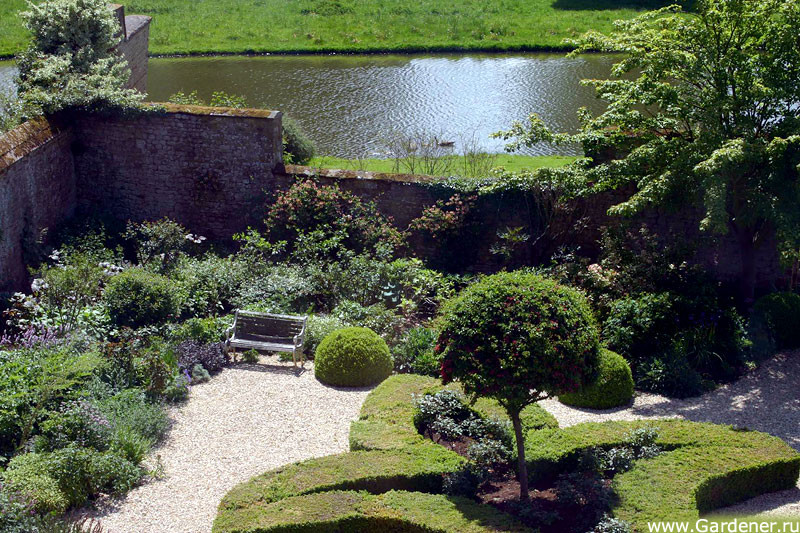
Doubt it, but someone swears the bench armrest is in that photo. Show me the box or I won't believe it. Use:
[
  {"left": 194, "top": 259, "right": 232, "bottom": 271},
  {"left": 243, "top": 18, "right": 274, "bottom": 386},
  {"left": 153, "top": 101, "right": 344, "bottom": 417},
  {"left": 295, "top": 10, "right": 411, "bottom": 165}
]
[{"left": 294, "top": 317, "right": 308, "bottom": 347}]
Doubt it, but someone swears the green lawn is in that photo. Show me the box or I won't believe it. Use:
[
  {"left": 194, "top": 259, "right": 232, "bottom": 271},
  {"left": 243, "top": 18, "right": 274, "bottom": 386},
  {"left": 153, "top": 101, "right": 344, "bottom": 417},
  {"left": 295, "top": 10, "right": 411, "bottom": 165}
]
[
  {"left": 0, "top": 0, "right": 689, "bottom": 57},
  {"left": 306, "top": 154, "right": 578, "bottom": 176}
]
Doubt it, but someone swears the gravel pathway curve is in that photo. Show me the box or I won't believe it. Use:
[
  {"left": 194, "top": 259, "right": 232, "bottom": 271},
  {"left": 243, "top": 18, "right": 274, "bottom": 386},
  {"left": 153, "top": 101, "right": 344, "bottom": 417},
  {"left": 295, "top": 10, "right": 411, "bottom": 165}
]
[
  {"left": 90, "top": 356, "right": 372, "bottom": 533},
  {"left": 540, "top": 350, "right": 800, "bottom": 517}
]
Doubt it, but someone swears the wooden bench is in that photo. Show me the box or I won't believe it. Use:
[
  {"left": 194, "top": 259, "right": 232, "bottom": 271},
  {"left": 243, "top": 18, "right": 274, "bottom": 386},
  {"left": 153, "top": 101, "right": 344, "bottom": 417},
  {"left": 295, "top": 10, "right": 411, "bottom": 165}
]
[{"left": 224, "top": 310, "right": 308, "bottom": 367}]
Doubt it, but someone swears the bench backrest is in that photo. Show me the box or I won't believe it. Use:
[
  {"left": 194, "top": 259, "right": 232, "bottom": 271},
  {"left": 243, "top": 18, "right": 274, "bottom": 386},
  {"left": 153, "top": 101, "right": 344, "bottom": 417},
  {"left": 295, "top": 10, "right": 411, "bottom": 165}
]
[{"left": 235, "top": 311, "right": 306, "bottom": 340}]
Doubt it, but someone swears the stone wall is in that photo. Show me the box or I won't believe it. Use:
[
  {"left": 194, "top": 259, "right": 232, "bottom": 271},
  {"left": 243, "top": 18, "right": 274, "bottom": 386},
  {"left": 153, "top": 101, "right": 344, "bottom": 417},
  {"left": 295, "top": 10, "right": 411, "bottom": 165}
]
[
  {"left": 0, "top": 117, "right": 76, "bottom": 292},
  {"left": 72, "top": 105, "right": 284, "bottom": 240},
  {"left": 117, "top": 14, "right": 151, "bottom": 92}
]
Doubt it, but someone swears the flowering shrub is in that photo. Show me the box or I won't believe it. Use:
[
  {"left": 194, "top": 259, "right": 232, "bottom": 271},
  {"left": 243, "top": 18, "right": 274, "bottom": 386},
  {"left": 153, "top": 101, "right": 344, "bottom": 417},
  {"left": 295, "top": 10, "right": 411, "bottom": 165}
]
[
  {"left": 36, "top": 400, "right": 112, "bottom": 452},
  {"left": 124, "top": 218, "right": 204, "bottom": 274},
  {"left": 265, "top": 180, "right": 405, "bottom": 259},
  {"left": 175, "top": 340, "right": 229, "bottom": 374},
  {"left": 437, "top": 271, "right": 600, "bottom": 498},
  {"left": 408, "top": 194, "right": 476, "bottom": 241}
]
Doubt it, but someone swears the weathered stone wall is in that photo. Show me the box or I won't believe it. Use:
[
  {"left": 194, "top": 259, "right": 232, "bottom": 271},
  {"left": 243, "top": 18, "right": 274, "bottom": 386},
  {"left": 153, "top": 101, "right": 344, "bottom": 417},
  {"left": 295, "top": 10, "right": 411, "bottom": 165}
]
[
  {"left": 0, "top": 117, "right": 76, "bottom": 292},
  {"left": 282, "top": 165, "right": 784, "bottom": 289},
  {"left": 117, "top": 14, "right": 151, "bottom": 93},
  {"left": 72, "top": 105, "right": 284, "bottom": 240}
]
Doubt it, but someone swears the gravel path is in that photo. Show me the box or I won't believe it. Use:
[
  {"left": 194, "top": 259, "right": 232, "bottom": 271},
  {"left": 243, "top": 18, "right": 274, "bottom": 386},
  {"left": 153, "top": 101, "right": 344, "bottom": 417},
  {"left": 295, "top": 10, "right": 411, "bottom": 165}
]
[
  {"left": 541, "top": 350, "right": 800, "bottom": 517},
  {"left": 90, "top": 356, "right": 372, "bottom": 533}
]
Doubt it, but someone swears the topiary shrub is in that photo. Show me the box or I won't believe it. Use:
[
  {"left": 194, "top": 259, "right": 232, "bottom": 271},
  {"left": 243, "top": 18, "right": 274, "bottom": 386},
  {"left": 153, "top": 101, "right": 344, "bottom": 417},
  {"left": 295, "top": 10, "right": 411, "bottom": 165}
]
[
  {"left": 437, "top": 271, "right": 600, "bottom": 498},
  {"left": 103, "top": 268, "right": 180, "bottom": 328},
  {"left": 282, "top": 116, "right": 315, "bottom": 165},
  {"left": 314, "top": 327, "right": 393, "bottom": 387},
  {"left": 559, "top": 349, "right": 634, "bottom": 409},
  {"left": 752, "top": 292, "right": 800, "bottom": 349}
]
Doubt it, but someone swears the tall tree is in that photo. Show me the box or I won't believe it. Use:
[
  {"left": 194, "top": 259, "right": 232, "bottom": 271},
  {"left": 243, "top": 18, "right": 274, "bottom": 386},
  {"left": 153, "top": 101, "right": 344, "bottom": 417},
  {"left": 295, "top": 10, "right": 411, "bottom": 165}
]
[
  {"left": 497, "top": 0, "right": 800, "bottom": 304},
  {"left": 17, "top": 0, "right": 142, "bottom": 115}
]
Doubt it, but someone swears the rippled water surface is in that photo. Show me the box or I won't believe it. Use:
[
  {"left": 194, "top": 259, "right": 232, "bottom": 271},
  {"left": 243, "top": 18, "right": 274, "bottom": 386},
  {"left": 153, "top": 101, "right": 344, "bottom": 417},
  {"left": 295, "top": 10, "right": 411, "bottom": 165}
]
[{"left": 0, "top": 54, "right": 615, "bottom": 157}]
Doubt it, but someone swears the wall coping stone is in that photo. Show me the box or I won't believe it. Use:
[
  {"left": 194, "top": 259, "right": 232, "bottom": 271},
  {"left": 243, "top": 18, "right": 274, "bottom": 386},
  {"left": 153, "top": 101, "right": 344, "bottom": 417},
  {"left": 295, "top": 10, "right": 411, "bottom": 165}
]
[
  {"left": 0, "top": 116, "right": 69, "bottom": 177},
  {"left": 150, "top": 102, "right": 281, "bottom": 120}
]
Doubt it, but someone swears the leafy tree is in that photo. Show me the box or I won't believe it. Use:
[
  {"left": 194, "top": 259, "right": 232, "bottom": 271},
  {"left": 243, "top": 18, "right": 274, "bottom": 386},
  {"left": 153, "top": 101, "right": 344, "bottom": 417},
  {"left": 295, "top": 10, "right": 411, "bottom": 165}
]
[
  {"left": 497, "top": 0, "right": 800, "bottom": 304},
  {"left": 436, "top": 272, "right": 600, "bottom": 498},
  {"left": 16, "top": 0, "right": 143, "bottom": 115}
]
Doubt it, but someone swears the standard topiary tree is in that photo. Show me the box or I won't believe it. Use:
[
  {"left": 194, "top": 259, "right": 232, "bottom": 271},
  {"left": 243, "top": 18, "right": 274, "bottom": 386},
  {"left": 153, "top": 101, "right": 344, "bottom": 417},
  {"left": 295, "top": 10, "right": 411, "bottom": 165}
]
[
  {"left": 558, "top": 348, "right": 634, "bottom": 409},
  {"left": 315, "top": 327, "right": 393, "bottom": 387},
  {"left": 437, "top": 271, "right": 600, "bottom": 499}
]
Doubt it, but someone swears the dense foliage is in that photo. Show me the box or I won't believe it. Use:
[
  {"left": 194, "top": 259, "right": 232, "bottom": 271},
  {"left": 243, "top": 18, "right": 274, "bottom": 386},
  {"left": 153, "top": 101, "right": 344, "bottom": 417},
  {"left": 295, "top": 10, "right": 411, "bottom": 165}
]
[
  {"left": 437, "top": 271, "right": 600, "bottom": 498},
  {"left": 558, "top": 349, "right": 633, "bottom": 409},
  {"left": 498, "top": 0, "right": 800, "bottom": 303},
  {"left": 751, "top": 292, "right": 800, "bottom": 350},
  {"left": 103, "top": 268, "right": 180, "bottom": 328},
  {"left": 314, "top": 327, "right": 393, "bottom": 387},
  {"left": 282, "top": 116, "right": 315, "bottom": 165},
  {"left": 16, "top": 0, "right": 143, "bottom": 115}
]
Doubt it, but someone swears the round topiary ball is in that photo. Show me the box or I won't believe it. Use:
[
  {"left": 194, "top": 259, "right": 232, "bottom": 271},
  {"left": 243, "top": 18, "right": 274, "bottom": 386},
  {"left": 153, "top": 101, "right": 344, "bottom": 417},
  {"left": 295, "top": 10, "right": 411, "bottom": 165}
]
[
  {"left": 558, "top": 349, "right": 634, "bottom": 409},
  {"left": 314, "top": 327, "right": 393, "bottom": 387}
]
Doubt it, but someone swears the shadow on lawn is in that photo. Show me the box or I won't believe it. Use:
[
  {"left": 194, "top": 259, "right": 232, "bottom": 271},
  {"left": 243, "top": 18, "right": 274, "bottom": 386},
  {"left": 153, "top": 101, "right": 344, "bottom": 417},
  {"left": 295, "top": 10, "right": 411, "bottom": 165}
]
[
  {"left": 551, "top": 0, "right": 695, "bottom": 11},
  {"left": 631, "top": 351, "right": 800, "bottom": 452}
]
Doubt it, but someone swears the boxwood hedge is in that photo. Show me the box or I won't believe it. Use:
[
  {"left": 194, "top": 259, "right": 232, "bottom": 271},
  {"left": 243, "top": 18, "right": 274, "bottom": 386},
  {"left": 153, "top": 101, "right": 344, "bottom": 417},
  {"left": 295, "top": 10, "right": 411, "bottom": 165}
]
[
  {"left": 525, "top": 420, "right": 800, "bottom": 530},
  {"left": 214, "top": 490, "right": 532, "bottom": 533},
  {"left": 215, "top": 375, "right": 800, "bottom": 533}
]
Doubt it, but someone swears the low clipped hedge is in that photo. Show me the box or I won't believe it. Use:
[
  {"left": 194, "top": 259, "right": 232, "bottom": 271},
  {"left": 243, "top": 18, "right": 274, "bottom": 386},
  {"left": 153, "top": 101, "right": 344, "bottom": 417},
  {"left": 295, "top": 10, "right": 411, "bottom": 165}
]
[
  {"left": 558, "top": 349, "right": 634, "bottom": 409},
  {"left": 217, "top": 448, "right": 464, "bottom": 514},
  {"left": 315, "top": 327, "right": 393, "bottom": 387},
  {"left": 214, "top": 490, "right": 532, "bottom": 533},
  {"left": 215, "top": 374, "right": 800, "bottom": 533},
  {"left": 524, "top": 420, "right": 800, "bottom": 530},
  {"left": 349, "top": 374, "right": 558, "bottom": 452}
]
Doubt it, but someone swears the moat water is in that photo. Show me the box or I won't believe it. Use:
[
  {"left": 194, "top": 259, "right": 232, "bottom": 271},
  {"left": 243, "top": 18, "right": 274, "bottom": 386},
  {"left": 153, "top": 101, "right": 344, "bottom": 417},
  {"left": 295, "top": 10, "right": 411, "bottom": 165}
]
[{"left": 0, "top": 53, "right": 615, "bottom": 157}]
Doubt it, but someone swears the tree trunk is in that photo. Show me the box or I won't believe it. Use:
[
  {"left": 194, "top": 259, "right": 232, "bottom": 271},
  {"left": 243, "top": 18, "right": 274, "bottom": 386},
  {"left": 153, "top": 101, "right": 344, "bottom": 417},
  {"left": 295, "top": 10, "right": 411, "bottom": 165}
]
[
  {"left": 511, "top": 411, "right": 529, "bottom": 500},
  {"left": 737, "top": 227, "right": 757, "bottom": 308}
]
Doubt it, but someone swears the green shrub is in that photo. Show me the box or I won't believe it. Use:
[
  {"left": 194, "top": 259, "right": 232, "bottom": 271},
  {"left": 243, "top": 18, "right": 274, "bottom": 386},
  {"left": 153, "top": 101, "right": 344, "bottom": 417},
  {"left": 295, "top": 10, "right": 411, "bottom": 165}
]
[
  {"left": 559, "top": 349, "right": 634, "bottom": 409},
  {"left": 169, "top": 316, "right": 231, "bottom": 344},
  {"left": 524, "top": 420, "right": 800, "bottom": 530},
  {"left": 315, "top": 327, "right": 393, "bottom": 387},
  {"left": 752, "top": 292, "right": 800, "bottom": 349},
  {"left": 96, "top": 388, "right": 169, "bottom": 443},
  {"left": 393, "top": 326, "right": 440, "bottom": 376},
  {"left": 0, "top": 482, "right": 39, "bottom": 533},
  {"left": 104, "top": 269, "right": 180, "bottom": 328},
  {"left": 304, "top": 314, "right": 348, "bottom": 359},
  {"left": 175, "top": 256, "right": 247, "bottom": 317},
  {"left": 282, "top": 116, "right": 315, "bottom": 165},
  {"left": 214, "top": 490, "right": 532, "bottom": 533},
  {"left": 437, "top": 271, "right": 600, "bottom": 498},
  {"left": 110, "top": 425, "right": 153, "bottom": 464},
  {"left": 331, "top": 300, "right": 403, "bottom": 343},
  {"left": 2, "top": 447, "right": 142, "bottom": 512},
  {"left": 603, "top": 291, "right": 748, "bottom": 397},
  {"left": 2, "top": 455, "right": 68, "bottom": 514}
]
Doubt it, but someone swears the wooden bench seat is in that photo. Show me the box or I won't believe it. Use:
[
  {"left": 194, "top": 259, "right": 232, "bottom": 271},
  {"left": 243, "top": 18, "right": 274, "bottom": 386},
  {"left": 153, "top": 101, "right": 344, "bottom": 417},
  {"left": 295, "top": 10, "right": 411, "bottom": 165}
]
[{"left": 224, "top": 310, "right": 308, "bottom": 367}]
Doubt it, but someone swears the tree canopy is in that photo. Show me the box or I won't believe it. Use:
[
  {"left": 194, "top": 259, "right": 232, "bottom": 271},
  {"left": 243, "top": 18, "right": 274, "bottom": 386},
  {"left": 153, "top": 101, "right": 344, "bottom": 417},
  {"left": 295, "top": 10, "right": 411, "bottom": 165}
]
[
  {"left": 497, "top": 0, "right": 800, "bottom": 302},
  {"left": 17, "top": 0, "right": 143, "bottom": 115}
]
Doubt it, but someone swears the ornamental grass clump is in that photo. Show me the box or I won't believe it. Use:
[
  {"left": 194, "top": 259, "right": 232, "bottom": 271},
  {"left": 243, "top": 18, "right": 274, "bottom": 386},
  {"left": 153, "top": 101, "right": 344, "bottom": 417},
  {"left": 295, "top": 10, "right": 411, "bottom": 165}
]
[
  {"left": 437, "top": 271, "right": 600, "bottom": 499},
  {"left": 314, "top": 327, "right": 393, "bottom": 387}
]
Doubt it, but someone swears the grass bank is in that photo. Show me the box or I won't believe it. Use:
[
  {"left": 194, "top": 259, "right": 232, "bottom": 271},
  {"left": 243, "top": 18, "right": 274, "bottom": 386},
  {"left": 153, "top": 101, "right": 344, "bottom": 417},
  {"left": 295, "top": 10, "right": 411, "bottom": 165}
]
[
  {"left": 306, "top": 154, "right": 578, "bottom": 176},
  {"left": 0, "top": 0, "right": 688, "bottom": 57}
]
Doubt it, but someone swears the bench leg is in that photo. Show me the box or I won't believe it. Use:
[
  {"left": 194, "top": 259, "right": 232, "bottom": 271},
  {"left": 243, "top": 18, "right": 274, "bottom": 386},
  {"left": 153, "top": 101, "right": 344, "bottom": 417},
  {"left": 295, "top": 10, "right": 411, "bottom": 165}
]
[
  {"left": 298, "top": 346, "right": 305, "bottom": 367},
  {"left": 292, "top": 348, "right": 297, "bottom": 367}
]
